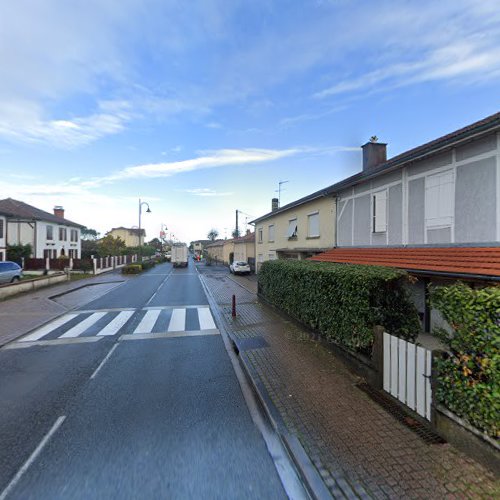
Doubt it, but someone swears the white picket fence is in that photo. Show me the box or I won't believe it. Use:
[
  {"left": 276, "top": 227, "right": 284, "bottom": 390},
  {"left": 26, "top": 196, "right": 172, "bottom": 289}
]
[{"left": 383, "top": 332, "right": 432, "bottom": 420}]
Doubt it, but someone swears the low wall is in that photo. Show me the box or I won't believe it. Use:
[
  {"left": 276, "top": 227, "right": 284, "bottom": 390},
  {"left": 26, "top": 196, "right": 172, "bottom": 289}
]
[{"left": 0, "top": 273, "right": 68, "bottom": 300}]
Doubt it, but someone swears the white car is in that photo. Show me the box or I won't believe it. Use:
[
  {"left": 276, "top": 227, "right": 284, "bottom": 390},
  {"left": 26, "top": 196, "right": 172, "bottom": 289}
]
[{"left": 230, "top": 261, "right": 251, "bottom": 275}]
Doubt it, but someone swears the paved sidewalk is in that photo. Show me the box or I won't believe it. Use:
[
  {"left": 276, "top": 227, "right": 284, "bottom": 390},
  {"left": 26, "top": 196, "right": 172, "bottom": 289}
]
[
  {"left": 199, "top": 267, "right": 499, "bottom": 499},
  {"left": 0, "top": 272, "right": 127, "bottom": 347}
]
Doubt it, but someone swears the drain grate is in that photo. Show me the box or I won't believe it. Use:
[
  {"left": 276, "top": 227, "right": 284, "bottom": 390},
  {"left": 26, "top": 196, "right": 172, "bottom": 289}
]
[{"left": 356, "top": 382, "right": 446, "bottom": 445}]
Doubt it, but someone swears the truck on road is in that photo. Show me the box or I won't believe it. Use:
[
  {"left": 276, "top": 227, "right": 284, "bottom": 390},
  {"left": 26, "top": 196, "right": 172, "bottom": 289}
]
[{"left": 171, "top": 243, "right": 188, "bottom": 268}]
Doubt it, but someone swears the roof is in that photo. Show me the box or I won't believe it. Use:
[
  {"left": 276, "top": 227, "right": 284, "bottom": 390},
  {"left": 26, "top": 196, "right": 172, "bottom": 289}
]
[
  {"left": 205, "top": 239, "right": 225, "bottom": 248},
  {"left": 109, "top": 227, "right": 146, "bottom": 236},
  {"left": 0, "top": 198, "right": 84, "bottom": 228},
  {"left": 234, "top": 232, "right": 255, "bottom": 244},
  {"left": 251, "top": 111, "right": 500, "bottom": 224},
  {"left": 310, "top": 247, "right": 500, "bottom": 281}
]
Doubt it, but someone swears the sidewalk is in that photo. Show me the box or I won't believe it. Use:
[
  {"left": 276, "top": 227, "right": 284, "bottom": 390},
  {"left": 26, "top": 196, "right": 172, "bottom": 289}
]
[
  {"left": 199, "top": 268, "right": 499, "bottom": 499},
  {"left": 0, "top": 272, "right": 127, "bottom": 347}
]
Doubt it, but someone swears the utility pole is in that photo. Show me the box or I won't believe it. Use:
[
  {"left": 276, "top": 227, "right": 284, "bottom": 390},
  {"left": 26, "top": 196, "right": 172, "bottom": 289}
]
[
  {"left": 276, "top": 180, "right": 289, "bottom": 207},
  {"left": 235, "top": 209, "right": 239, "bottom": 238}
]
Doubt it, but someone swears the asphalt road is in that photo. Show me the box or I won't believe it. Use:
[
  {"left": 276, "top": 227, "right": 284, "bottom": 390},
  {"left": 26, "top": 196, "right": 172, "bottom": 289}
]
[{"left": 0, "top": 260, "right": 290, "bottom": 499}]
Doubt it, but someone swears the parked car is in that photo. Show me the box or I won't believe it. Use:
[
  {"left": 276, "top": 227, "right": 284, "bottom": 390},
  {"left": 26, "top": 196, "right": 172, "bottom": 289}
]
[
  {"left": 230, "top": 261, "right": 251, "bottom": 275},
  {"left": 0, "top": 261, "right": 23, "bottom": 284}
]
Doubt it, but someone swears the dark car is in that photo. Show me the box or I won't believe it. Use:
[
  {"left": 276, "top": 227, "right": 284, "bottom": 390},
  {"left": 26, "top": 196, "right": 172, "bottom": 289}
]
[{"left": 0, "top": 261, "right": 23, "bottom": 284}]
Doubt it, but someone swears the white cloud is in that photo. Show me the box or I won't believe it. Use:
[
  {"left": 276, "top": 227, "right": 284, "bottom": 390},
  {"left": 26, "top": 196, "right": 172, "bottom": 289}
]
[{"left": 181, "top": 188, "right": 233, "bottom": 197}]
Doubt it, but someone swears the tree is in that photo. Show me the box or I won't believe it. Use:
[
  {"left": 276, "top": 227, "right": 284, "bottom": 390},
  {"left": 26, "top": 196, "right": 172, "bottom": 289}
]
[
  {"left": 97, "top": 235, "right": 125, "bottom": 256},
  {"left": 207, "top": 228, "right": 219, "bottom": 241},
  {"left": 232, "top": 228, "right": 241, "bottom": 239},
  {"left": 81, "top": 240, "right": 99, "bottom": 259},
  {"left": 81, "top": 226, "right": 100, "bottom": 240},
  {"left": 148, "top": 238, "right": 162, "bottom": 252},
  {"left": 7, "top": 244, "right": 32, "bottom": 264}
]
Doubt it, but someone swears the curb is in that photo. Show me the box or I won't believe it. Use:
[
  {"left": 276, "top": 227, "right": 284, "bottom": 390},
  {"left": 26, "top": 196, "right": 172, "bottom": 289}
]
[{"left": 198, "top": 272, "right": 334, "bottom": 500}]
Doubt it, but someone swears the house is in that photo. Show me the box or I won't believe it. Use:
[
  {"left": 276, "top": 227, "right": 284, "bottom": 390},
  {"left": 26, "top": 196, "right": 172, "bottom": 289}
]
[
  {"left": 191, "top": 239, "right": 211, "bottom": 256},
  {"left": 311, "top": 111, "right": 500, "bottom": 331},
  {"left": 223, "top": 238, "right": 235, "bottom": 265},
  {"left": 233, "top": 230, "right": 255, "bottom": 264},
  {"left": 0, "top": 211, "right": 7, "bottom": 261},
  {"left": 251, "top": 194, "right": 336, "bottom": 271},
  {"left": 107, "top": 227, "right": 145, "bottom": 247},
  {"left": 205, "top": 240, "right": 224, "bottom": 263},
  {"left": 0, "top": 198, "right": 84, "bottom": 260}
]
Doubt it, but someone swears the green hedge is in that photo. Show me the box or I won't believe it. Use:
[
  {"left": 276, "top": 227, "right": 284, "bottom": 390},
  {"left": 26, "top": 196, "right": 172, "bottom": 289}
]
[
  {"left": 122, "top": 264, "right": 142, "bottom": 274},
  {"left": 430, "top": 284, "right": 500, "bottom": 438},
  {"left": 140, "top": 260, "right": 156, "bottom": 270},
  {"left": 258, "top": 260, "right": 420, "bottom": 353}
]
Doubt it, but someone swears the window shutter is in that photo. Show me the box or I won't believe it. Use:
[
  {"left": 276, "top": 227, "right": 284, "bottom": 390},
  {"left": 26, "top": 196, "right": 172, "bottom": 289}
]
[
  {"left": 373, "top": 191, "right": 387, "bottom": 232},
  {"left": 308, "top": 213, "right": 320, "bottom": 237},
  {"left": 287, "top": 219, "right": 297, "bottom": 237},
  {"left": 426, "top": 170, "right": 454, "bottom": 227}
]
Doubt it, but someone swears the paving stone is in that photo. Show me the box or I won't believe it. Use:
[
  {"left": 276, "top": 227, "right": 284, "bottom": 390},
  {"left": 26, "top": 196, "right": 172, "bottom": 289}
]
[{"left": 201, "top": 274, "right": 500, "bottom": 500}]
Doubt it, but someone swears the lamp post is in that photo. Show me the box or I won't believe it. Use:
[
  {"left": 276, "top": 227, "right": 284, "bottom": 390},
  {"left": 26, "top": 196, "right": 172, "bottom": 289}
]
[{"left": 138, "top": 198, "right": 151, "bottom": 262}]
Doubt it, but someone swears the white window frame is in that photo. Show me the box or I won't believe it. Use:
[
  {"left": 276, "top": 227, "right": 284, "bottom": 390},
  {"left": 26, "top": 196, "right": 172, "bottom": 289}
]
[
  {"left": 425, "top": 169, "right": 454, "bottom": 229},
  {"left": 257, "top": 227, "right": 263, "bottom": 243},
  {"left": 307, "top": 211, "right": 320, "bottom": 238},
  {"left": 268, "top": 224, "right": 275, "bottom": 242},
  {"left": 372, "top": 190, "right": 387, "bottom": 233},
  {"left": 46, "top": 225, "right": 54, "bottom": 241},
  {"left": 287, "top": 218, "right": 298, "bottom": 238}
]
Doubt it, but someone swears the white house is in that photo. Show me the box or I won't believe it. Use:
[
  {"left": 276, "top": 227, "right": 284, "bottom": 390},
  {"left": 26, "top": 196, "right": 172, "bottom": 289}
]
[{"left": 0, "top": 199, "right": 84, "bottom": 260}]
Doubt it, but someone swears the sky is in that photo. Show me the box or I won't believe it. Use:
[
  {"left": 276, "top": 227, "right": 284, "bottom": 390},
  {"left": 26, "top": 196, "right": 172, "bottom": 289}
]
[{"left": 1, "top": 0, "right": 499, "bottom": 244}]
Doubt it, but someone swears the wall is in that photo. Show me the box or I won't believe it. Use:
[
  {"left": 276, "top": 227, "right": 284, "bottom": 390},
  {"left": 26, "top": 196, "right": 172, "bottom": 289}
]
[
  {"left": 206, "top": 244, "right": 224, "bottom": 262},
  {"left": 108, "top": 228, "right": 141, "bottom": 247},
  {"left": 35, "top": 221, "right": 81, "bottom": 259},
  {"left": 255, "top": 195, "right": 336, "bottom": 270},
  {"left": 337, "top": 132, "right": 499, "bottom": 247},
  {"left": 234, "top": 241, "right": 255, "bottom": 262},
  {"left": 223, "top": 241, "right": 235, "bottom": 264}
]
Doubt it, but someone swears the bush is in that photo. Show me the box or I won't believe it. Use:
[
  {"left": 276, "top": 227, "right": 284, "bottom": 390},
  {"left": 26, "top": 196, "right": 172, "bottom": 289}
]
[
  {"left": 258, "top": 260, "right": 420, "bottom": 354},
  {"left": 122, "top": 264, "right": 142, "bottom": 274},
  {"left": 430, "top": 284, "right": 500, "bottom": 438},
  {"left": 7, "top": 244, "right": 32, "bottom": 265},
  {"left": 140, "top": 260, "right": 156, "bottom": 270}
]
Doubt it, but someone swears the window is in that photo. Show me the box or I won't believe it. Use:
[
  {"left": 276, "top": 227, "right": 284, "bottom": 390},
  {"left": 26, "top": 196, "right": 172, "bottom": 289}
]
[
  {"left": 287, "top": 218, "right": 297, "bottom": 238},
  {"left": 0, "top": 251, "right": 4, "bottom": 261},
  {"left": 258, "top": 228, "right": 263, "bottom": 243},
  {"left": 59, "top": 227, "right": 67, "bottom": 241},
  {"left": 307, "top": 212, "right": 320, "bottom": 237},
  {"left": 70, "top": 229, "right": 78, "bottom": 242},
  {"left": 258, "top": 254, "right": 263, "bottom": 263},
  {"left": 268, "top": 224, "right": 275, "bottom": 242},
  {"left": 268, "top": 253, "right": 276, "bottom": 260},
  {"left": 372, "top": 191, "right": 387, "bottom": 233},
  {"left": 46, "top": 225, "right": 53, "bottom": 240},
  {"left": 0, "top": 219, "right": 3, "bottom": 239},
  {"left": 425, "top": 170, "right": 454, "bottom": 228}
]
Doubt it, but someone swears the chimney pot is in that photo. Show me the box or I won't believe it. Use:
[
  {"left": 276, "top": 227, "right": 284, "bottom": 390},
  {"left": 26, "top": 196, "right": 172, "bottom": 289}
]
[
  {"left": 272, "top": 198, "right": 279, "bottom": 211},
  {"left": 53, "top": 206, "right": 65, "bottom": 218},
  {"left": 362, "top": 141, "right": 387, "bottom": 171}
]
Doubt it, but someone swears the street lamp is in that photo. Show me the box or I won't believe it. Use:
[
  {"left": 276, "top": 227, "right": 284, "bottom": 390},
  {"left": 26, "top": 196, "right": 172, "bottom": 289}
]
[{"left": 138, "top": 198, "right": 151, "bottom": 262}]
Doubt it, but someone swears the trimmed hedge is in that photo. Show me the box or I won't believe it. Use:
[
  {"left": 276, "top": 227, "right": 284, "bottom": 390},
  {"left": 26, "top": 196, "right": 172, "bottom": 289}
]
[
  {"left": 430, "top": 284, "right": 500, "bottom": 439},
  {"left": 122, "top": 264, "right": 142, "bottom": 274},
  {"left": 140, "top": 260, "right": 156, "bottom": 270},
  {"left": 258, "top": 260, "right": 420, "bottom": 354}
]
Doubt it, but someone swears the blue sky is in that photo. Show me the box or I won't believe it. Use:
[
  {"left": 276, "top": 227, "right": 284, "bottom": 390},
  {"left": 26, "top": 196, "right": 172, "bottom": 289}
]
[{"left": 1, "top": 0, "right": 499, "bottom": 243}]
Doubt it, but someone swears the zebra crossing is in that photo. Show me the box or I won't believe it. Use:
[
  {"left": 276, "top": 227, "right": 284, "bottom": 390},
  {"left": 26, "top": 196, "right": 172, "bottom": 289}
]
[{"left": 17, "top": 306, "right": 218, "bottom": 344}]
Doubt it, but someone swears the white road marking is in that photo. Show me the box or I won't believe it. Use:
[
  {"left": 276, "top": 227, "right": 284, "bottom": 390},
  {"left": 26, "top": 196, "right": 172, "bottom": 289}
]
[
  {"left": 97, "top": 311, "right": 134, "bottom": 336},
  {"left": 134, "top": 309, "right": 161, "bottom": 334},
  {"left": 90, "top": 344, "right": 119, "bottom": 379},
  {"left": 146, "top": 270, "right": 173, "bottom": 305},
  {"left": 19, "top": 314, "right": 78, "bottom": 342},
  {"left": 197, "top": 307, "right": 216, "bottom": 330},
  {"left": 168, "top": 308, "right": 186, "bottom": 331},
  {"left": 0, "top": 416, "right": 66, "bottom": 500},
  {"left": 4, "top": 337, "right": 102, "bottom": 349},
  {"left": 120, "top": 329, "right": 219, "bottom": 341},
  {"left": 59, "top": 312, "right": 107, "bottom": 338}
]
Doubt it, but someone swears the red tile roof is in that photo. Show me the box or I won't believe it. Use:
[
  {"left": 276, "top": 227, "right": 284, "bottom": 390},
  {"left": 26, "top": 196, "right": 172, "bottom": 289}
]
[{"left": 310, "top": 247, "right": 500, "bottom": 279}]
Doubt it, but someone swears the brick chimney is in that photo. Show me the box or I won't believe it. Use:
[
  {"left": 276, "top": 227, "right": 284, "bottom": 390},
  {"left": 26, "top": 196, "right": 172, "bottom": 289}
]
[
  {"left": 53, "top": 206, "right": 65, "bottom": 218},
  {"left": 272, "top": 198, "right": 279, "bottom": 211},
  {"left": 362, "top": 138, "right": 387, "bottom": 172}
]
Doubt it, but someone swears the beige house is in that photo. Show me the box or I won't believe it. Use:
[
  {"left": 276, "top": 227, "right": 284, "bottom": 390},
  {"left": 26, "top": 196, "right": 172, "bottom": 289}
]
[
  {"left": 107, "top": 227, "right": 145, "bottom": 247},
  {"left": 223, "top": 239, "right": 235, "bottom": 265},
  {"left": 233, "top": 231, "right": 255, "bottom": 263},
  {"left": 205, "top": 240, "right": 224, "bottom": 263},
  {"left": 252, "top": 196, "right": 336, "bottom": 271}
]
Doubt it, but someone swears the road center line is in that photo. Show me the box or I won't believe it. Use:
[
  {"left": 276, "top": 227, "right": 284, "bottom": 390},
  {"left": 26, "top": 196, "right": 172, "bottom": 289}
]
[
  {"left": 0, "top": 416, "right": 66, "bottom": 500},
  {"left": 90, "top": 343, "right": 119, "bottom": 379},
  {"left": 145, "top": 269, "right": 173, "bottom": 306}
]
